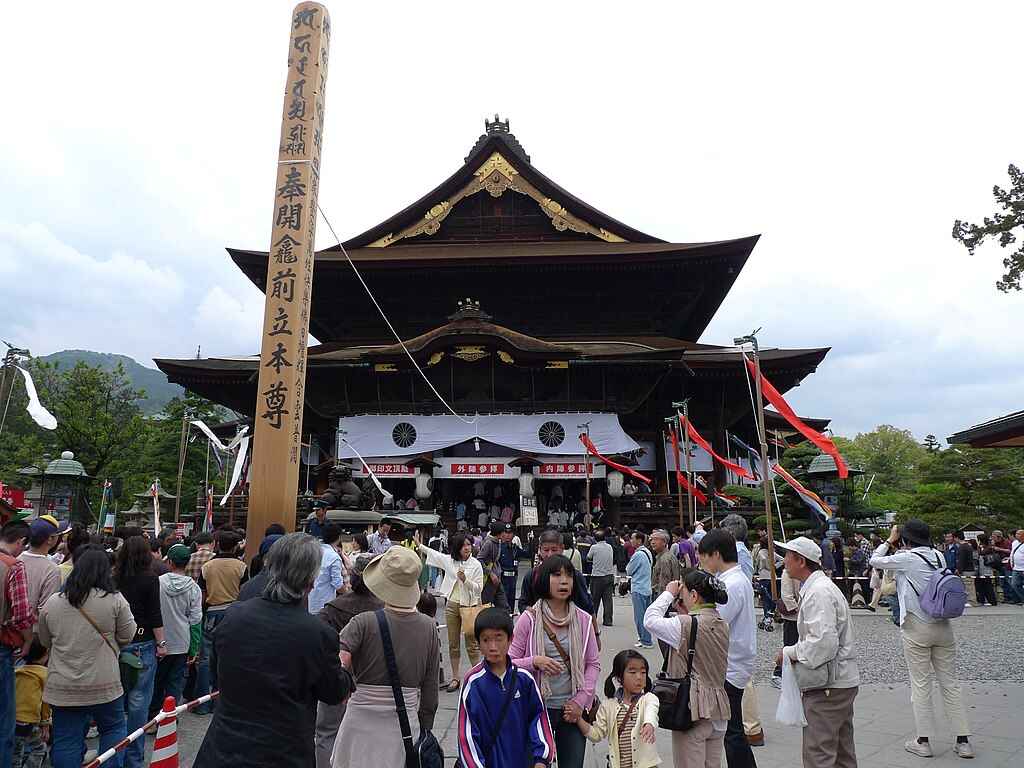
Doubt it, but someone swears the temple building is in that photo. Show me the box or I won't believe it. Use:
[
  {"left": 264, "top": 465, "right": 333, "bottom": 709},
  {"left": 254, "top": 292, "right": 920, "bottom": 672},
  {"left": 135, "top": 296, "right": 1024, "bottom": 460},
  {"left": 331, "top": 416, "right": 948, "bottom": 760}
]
[{"left": 156, "top": 118, "right": 832, "bottom": 528}]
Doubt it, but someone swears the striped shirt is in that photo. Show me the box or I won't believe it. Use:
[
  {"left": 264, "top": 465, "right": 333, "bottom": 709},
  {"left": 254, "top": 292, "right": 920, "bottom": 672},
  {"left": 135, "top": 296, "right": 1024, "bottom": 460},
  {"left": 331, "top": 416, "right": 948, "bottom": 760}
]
[{"left": 615, "top": 701, "right": 639, "bottom": 768}]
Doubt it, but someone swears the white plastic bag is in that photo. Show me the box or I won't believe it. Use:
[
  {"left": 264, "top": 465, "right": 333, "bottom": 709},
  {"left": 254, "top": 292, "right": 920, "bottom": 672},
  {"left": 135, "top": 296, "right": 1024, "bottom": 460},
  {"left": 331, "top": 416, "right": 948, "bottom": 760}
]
[{"left": 775, "top": 655, "right": 807, "bottom": 727}]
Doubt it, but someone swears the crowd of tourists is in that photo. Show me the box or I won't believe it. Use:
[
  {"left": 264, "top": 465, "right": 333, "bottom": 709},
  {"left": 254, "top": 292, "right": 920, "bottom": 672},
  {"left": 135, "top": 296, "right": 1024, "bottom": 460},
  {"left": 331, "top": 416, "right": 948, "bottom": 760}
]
[{"left": 2, "top": 512, "right": 1022, "bottom": 768}]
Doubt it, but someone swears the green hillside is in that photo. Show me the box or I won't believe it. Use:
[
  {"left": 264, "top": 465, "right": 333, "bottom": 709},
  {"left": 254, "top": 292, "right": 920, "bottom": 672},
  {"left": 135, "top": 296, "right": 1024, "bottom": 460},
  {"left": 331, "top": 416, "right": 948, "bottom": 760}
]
[{"left": 38, "top": 350, "right": 184, "bottom": 415}]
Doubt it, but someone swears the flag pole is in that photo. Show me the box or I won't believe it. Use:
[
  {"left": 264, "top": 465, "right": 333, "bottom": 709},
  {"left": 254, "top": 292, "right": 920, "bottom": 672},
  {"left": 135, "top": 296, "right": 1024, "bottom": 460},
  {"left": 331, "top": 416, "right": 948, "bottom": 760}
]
[
  {"left": 735, "top": 332, "right": 778, "bottom": 602},
  {"left": 665, "top": 417, "right": 685, "bottom": 530},
  {"left": 577, "top": 421, "right": 591, "bottom": 525},
  {"left": 173, "top": 410, "right": 191, "bottom": 523},
  {"left": 682, "top": 401, "right": 695, "bottom": 528}
]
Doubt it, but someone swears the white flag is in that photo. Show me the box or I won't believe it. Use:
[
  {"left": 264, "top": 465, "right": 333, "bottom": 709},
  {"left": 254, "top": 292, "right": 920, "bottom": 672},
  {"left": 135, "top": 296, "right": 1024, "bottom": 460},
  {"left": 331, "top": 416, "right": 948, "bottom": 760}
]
[
  {"left": 189, "top": 420, "right": 248, "bottom": 452},
  {"left": 150, "top": 479, "right": 162, "bottom": 537},
  {"left": 15, "top": 366, "right": 57, "bottom": 430},
  {"left": 221, "top": 436, "right": 250, "bottom": 506}
]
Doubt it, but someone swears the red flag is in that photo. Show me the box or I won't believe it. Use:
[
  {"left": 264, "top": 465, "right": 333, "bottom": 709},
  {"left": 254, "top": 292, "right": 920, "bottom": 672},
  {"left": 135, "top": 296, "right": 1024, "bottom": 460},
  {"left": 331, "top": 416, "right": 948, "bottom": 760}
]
[
  {"left": 578, "top": 434, "right": 652, "bottom": 485},
  {"left": 745, "top": 359, "right": 848, "bottom": 479},
  {"left": 668, "top": 428, "right": 708, "bottom": 504},
  {"left": 679, "top": 414, "right": 755, "bottom": 481}
]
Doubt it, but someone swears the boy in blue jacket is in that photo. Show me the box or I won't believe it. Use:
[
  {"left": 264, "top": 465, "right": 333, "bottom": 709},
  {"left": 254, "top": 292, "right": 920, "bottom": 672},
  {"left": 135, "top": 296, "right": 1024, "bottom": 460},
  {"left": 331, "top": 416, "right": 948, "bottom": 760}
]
[{"left": 458, "top": 607, "right": 555, "bottom": 768}]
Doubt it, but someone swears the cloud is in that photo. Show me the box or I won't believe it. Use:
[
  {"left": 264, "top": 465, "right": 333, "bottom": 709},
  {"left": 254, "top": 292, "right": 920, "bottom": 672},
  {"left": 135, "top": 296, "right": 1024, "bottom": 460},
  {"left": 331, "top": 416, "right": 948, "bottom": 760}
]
[{"left": 0, "top": 1, "right": 1021, "bottom": 446}]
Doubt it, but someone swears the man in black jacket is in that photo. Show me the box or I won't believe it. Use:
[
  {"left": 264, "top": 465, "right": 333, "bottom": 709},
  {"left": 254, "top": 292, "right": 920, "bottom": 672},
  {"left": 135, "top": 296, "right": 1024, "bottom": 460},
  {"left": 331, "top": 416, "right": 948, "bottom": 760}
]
[{"left": 194, "top": 534, "right": 352, "bottom": 768}]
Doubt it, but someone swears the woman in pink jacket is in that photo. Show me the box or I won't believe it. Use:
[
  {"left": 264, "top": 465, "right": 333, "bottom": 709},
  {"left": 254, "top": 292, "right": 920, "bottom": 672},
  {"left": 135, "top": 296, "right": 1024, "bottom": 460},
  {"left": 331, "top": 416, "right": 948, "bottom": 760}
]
[{"left": 511, "top": 554, "right": 600, "bottom": 768}]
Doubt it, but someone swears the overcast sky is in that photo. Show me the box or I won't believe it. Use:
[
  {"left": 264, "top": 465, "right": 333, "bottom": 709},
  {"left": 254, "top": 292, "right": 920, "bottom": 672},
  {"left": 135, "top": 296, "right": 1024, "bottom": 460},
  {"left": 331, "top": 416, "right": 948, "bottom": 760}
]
[{"left": 1, "top": 1, "right": 1021, "bottom": 443}]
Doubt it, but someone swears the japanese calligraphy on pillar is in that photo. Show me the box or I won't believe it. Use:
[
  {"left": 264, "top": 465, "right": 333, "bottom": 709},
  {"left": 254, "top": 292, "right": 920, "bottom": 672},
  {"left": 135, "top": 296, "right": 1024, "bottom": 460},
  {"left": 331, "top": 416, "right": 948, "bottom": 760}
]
[{"left": 248, "top": 2, "right": 330, "bottom": 547}]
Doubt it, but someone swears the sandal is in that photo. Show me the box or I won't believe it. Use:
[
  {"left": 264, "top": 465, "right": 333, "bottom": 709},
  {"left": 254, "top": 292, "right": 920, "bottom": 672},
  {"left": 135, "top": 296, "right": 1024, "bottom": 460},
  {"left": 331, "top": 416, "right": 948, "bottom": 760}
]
[{"left": 444, "top": 679, "right": 460, "bottom": 692}]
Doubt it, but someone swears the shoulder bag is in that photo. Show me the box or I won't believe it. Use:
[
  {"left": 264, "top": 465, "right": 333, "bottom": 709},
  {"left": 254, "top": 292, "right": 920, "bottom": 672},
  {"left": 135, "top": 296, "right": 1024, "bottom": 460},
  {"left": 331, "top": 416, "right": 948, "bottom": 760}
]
[
  {"left": 541, "top": 616, "right": 599, "bottom": 722},
  {"left": 652, "top": 614, "right": 698, "bottom": 731},
  {"left": 78, "top": 605, "right": 144, "bottom": 693},
  {"left": 374, "top": 610, "right": 443, "bottom": 768}
]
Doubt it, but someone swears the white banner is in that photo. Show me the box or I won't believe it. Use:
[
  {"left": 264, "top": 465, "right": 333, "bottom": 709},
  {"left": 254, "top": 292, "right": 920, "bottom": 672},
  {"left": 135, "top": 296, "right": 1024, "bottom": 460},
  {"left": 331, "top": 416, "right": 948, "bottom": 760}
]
[
  {"left": 220, "top": 436, "right": 250, "bottom": 506},
  {"left": 336, "top": 413, "right": 640, "bottom": 459},
  {"left": 632, "top": 440, "right": 713, "bottom": 472},
  {"left": 15, "top": 366, "right": 57, "bottom": 430}
]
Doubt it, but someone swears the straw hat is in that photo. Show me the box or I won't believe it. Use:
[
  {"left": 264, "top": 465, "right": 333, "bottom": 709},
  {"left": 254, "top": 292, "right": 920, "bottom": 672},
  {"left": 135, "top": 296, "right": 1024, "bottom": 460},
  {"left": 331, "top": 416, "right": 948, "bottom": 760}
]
[{"left": 362, "top": 546, "right": 423, "bottom": 609}]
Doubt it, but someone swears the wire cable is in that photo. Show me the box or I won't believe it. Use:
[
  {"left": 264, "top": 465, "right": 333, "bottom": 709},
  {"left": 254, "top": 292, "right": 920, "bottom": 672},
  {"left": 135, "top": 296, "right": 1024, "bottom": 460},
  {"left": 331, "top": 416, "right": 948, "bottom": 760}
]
[{"left": 316, "top": 204, "right": 478, "bottom": 425}]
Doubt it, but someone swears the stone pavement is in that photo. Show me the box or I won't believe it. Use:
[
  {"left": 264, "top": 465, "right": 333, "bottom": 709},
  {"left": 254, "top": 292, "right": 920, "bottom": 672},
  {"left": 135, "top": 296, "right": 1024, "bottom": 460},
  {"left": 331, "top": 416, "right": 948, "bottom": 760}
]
[{"left": 149, "top": 588, "right": 1024, "bottom": 767}]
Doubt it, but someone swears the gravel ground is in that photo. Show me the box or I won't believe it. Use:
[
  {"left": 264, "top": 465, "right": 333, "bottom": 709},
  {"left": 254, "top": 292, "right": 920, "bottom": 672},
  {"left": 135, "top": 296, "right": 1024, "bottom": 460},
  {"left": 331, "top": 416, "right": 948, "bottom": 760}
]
[{"left": 753, "top": 610, "right": 1024, "bottom": 683}]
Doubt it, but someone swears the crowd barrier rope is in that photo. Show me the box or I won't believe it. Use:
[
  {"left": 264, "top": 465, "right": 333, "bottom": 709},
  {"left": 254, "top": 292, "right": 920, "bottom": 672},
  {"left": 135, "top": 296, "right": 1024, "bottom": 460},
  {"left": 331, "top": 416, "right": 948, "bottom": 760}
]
[{"left": 83, "top": 691, "right": 219, "bottom": 768}]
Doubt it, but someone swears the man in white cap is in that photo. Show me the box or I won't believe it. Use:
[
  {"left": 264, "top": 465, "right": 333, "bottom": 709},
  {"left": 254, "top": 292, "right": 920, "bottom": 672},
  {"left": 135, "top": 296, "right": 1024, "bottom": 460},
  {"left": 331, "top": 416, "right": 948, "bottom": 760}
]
[{"left": 774, "top": 536, "right": 859, "bottom": 768}]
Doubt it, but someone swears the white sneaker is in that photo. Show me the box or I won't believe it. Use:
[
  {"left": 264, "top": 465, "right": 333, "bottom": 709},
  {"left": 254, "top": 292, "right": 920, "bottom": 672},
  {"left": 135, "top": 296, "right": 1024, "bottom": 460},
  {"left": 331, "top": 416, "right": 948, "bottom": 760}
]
[
  {"left": 954, "top": 742, "right": 974, "bottom": 759},
  {"left": 640, "top": 643, "right": 654, "bottom": 649},
  {"left": 634, "top": 641, "right": 644, "bottom": 648},
  {"left": 905, "top": 739, "right": 933, "bottom": 758}
]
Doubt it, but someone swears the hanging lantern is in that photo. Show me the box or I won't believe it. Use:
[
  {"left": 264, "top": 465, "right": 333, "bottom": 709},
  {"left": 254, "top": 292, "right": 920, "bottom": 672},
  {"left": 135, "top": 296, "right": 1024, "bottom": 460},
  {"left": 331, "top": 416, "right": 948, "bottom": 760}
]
[
  {"left": 519, "top": 471, "right": 536, "bottom": 499},
  {"left": 607, "top": 470, "right": 624, "bottom": 498},
  {"left": 415, "top": 472, "right": 433, "bottom": 500}
]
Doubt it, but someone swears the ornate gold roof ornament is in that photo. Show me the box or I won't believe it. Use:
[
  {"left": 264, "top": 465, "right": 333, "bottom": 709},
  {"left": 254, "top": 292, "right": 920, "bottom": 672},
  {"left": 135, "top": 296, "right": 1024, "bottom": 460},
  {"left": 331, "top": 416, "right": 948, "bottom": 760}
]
[
  {"left": 453, "top": 346, "right": 489, "bottom": 363},
  {"left": 373, "top": 363, "right": 397, "bottom": 373},
  {"left": 426, "top": 351, "right": 445, "bottom": 367},
  {"left": 497, "top": 350, "right": 514, "bottom": 364},
  {"left": 366, "top": 149, "right": 625, "bottom": 247}
]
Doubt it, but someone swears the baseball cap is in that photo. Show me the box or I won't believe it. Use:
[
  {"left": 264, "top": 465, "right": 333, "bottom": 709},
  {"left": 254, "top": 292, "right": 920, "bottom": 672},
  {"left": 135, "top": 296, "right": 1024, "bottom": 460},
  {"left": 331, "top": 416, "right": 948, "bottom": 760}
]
[
  {"left": 166, "top": 544, "right": 192, "bottom": 566},
  {"left": 501, "top": 522, "right": 513, "bottom": 533},
  {"left": 772, "top": 536, "right": 822, "bottom": 565},
  {"left": 29, "top": 519, "right": 60, "bottom": 538},
  {"left": 39, "top": 514, "right": 71, "bottom": 534}
]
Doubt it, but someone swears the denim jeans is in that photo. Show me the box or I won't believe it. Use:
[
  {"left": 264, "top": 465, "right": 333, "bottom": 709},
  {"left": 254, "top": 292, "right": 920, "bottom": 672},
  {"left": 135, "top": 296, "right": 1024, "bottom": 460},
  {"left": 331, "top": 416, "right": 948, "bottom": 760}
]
[
  {"left": 195, "top": 608, "right": 229, "bottom": 712},
  {"left": 547, "top": 708, "right": 587, "bottom": 768},
  {"left": 13, "top": 724, "right": 47, "bottom": 768},
  {"left": 1, "top": 645, "right": 15, "bottom": 768},
  {"left": 1009, "top": 570, "right": 1024, "bottom": 604},
  {"left": 52, "top": 697, "right": 126, "bottom": 768},
  {"left": 122, "top": 640, "right": 157, "bottom": 768},
  {"left": 631, "top": 591, "right": 652, "bottom": 644},
  {"left": 757, "top": 579, "right": 776, "bottom": 619},
  {"left": 150, "top": 653, "right": 188, "bottom": 718}
]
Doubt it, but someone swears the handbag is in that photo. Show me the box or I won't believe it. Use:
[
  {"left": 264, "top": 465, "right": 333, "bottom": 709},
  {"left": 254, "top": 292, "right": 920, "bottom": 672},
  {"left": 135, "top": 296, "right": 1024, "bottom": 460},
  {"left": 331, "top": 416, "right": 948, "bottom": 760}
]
[
  {"left": 652, "top": 614, "right": 698, "bottom": 731},
  {"left": 540, "top": 616, "right": 599, "bottom": 723},
  {"left": 792, "top": 655, "right": 838, "bottom": 692},
  {"left": 375, "top": 610, "right": 443, "bottom": 768},
  {"left": 77, "top": 606, "right": 144, "bottom": 693},
  {"left": 459, "top": 603, "right": 491, "bottom": 640}
]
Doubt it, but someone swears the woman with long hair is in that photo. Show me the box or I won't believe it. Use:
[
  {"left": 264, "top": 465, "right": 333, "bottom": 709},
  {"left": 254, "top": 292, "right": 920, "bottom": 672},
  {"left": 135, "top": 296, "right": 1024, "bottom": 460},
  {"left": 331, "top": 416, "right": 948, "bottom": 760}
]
[
  {"left": 511, "top": 554, "right": 600, "bottom": 768},
  {"left": 114, "top": 536, "right": 166, "bottom": 768},
  {"left": 38, "top": 547, "right": 137, "bottom": 768},
  {"left": 644, "top": 569, "right": 731, "bottom": 768},
  {"left": 417, "top": 531, "right": 483, "bottom": 691}
]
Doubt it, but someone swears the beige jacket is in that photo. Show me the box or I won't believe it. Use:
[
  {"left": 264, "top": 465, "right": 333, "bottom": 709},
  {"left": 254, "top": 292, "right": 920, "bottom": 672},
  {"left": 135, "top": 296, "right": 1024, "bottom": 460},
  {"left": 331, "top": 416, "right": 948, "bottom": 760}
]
[
  {"left": 37, "top": 588, "right": 137, "bottom": 707},
  {"left": 585, "top": 692, "right": 661, "bottom": 768}
]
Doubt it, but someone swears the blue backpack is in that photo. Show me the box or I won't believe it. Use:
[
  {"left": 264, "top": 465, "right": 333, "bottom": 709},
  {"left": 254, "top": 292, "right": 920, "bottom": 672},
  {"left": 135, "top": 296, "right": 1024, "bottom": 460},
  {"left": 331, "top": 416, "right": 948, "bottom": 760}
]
[{"left": 910, "top": 551, "right": 967, "bottom": 619}]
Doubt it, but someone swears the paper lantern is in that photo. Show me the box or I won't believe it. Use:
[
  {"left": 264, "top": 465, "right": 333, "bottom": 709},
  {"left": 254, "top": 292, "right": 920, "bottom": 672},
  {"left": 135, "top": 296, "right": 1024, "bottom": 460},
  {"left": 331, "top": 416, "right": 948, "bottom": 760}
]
[
  {"left": 607, "top": 470, "right": 624, "bottom": 498},
  {"left": 519, "top": 471, "right": 536, "bottom": 498},
  {"left": 415, "top": 473, "right": 433, "bottom": 500}
]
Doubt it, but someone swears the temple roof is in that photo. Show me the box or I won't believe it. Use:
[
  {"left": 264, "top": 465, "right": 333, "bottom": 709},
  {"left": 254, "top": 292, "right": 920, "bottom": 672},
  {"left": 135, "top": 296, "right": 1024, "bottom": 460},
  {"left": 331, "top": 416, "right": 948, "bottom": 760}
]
[
  {"left": 339, "top": 116, "right": 661, "bottom": 248},
  {"left": 227, "top": 119, "right": 759, "bottom": 344},
  {"left": 948, "top": 409, "right": 1024, "bottom": 448}
]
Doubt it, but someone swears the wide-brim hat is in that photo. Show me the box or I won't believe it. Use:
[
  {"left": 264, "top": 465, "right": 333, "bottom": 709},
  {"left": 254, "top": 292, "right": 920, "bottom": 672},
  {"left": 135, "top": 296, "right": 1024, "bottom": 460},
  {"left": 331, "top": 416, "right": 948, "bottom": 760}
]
[
  {"left": 362, "top": 546, "right": 423, "bottom": 609},
  {"left": 901, "top": 519, "right": 931, "bottom": 547},
  {"left": 773, "top": 536, "right": 822, "bottom": 565}
]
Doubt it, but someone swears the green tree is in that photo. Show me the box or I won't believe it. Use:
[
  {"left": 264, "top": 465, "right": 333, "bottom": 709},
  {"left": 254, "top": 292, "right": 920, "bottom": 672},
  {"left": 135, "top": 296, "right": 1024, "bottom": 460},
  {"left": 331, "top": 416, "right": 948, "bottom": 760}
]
[
  {"left": 915, "top": 446, "right": 1024, "bottom": 530},
  {"left": 26, "top": 360, "right": 147, "bottom": 480},
  {"left": 953, "top": 163, "right": 1024, "bottom": 292},
  {"left": 851, "top": 425, "right": 928, "bottom": 492}
]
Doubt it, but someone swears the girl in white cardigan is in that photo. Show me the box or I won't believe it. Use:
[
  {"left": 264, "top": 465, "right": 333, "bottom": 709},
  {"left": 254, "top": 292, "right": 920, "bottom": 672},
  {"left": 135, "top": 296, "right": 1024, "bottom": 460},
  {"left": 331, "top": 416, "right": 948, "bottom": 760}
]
[{"left": 577, "top": 650, "right": 661, "bottom": 768}]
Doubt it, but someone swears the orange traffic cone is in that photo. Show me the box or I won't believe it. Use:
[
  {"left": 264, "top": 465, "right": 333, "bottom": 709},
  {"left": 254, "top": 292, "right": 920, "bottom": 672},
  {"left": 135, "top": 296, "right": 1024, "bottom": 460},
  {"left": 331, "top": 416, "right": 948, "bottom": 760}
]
[{"left": 149, "top": 697, "right": 179, "bottom": 768}]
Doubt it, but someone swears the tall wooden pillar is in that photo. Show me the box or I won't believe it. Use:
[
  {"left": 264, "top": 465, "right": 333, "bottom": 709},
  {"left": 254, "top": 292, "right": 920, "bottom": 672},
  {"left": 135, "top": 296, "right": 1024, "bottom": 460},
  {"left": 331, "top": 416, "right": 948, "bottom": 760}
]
[{"left": 247, "top": 2, "right": 331, "bottom": 558}]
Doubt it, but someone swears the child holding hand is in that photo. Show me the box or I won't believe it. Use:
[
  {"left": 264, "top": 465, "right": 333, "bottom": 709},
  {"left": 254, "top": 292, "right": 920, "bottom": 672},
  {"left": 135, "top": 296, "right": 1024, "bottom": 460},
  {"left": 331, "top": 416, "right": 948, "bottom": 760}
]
[{"left": 578, "top": 650, "right": 661, "bottom": 768}]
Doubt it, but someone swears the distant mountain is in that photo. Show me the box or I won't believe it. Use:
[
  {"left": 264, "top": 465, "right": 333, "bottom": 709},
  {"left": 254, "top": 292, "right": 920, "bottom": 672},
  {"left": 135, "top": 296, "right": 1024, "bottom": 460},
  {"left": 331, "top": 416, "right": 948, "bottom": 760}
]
[{"left": 38, "top": 350, "right": 184, "bottom": 415}]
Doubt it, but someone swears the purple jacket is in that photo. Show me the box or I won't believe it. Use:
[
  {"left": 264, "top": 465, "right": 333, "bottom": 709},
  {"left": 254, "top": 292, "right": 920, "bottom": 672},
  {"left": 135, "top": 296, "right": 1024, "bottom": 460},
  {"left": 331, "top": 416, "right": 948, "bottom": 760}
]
[{"left": 510, "top": 605, "right": 600, "bottom": 711}]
